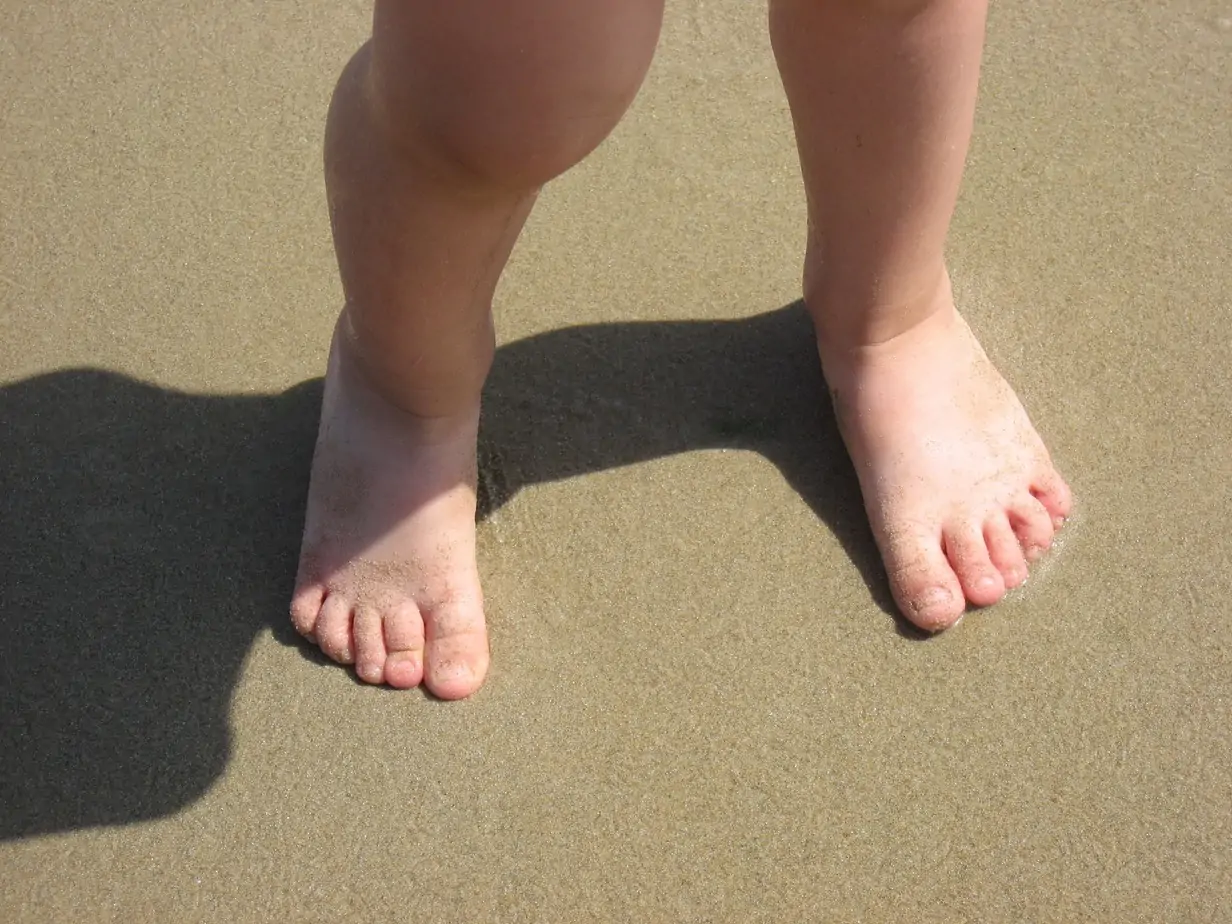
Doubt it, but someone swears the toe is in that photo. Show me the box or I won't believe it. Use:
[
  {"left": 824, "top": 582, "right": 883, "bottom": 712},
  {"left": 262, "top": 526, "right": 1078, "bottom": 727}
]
[
  {"left": 383, "top": 600, "right": 426, "bottom": 690},
  {"left": 423, "top": 596, "right": 489, "bottom": 700},
  {"left": 315, "top": 592, "right": 355, "bottom": 665},
  {"left": 1008, "top": 494, "right": 1054, "bottom": 561},
  {"left": 1031, "top": 467, "right": 1073, "bottom": 527},
  {"left": 880, "top": 528, "right": 967, "bottom": 632},
  {"left": 984, "top": 514, "right": 1028, "bottom": 589},
  {"left": 944, "top": 522, "right": 1006, "bottom": 607},
  {"left": 352, "top": 605, "right": 388, "bottom": 685},
  {"left": 290, "top": 584, "right": 325, "bottom": 640}
]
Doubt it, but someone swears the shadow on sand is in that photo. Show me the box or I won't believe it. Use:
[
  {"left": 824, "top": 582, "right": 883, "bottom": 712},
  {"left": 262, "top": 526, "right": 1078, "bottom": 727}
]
[{"left": 0, "top": 300, "right": 900, "bottom": 841}]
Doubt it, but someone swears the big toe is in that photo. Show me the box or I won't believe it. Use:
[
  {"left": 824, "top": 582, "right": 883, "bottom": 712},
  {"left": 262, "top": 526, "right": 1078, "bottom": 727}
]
[
  {"left": 423, "top": 599, "right": 489, "bottom": 700},
  {"left": 881, "top": 530, "right": 967, "bottom": 632}
]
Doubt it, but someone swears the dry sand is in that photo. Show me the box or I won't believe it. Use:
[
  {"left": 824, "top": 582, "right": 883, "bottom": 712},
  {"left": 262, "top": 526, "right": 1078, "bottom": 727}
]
[{"left": 2, "top": 1, "right": 1229, "bottom": 921}]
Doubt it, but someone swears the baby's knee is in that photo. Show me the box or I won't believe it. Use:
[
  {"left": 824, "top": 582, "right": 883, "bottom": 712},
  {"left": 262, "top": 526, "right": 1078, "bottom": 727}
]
[{"left": 369, "top": 0, "right": 662, "bottom": 190}]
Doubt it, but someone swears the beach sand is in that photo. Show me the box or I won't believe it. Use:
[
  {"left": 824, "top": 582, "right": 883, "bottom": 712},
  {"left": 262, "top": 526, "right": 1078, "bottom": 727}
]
[{"left": 1, "top": 1, "right": 1229, "bottom": 920}]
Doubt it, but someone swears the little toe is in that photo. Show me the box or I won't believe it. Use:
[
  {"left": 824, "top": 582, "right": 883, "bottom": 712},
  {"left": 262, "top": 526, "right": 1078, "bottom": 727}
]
[
  {"left": 383, "top": 600, "right": 426, "bottom": 690},
  {"left": 423, "top": 598, "right": 490, "bottom": 700},
  {"left": 1031, "top": 467, "right": 1073, "bottom": 526},
  {"left": 881, "top": 530, "right": 967, "bottom": 631},
  {"left": 352, "top": 605, "right": 388, "bottom": 685},
  {"left": 985, "top": 515, "right": 1028, "bottom": 589},
  {"left": 290, "top": 584, "right": 325, "bottom": 640},
  {"left": 944, "top": 522, "right": 1006, "bottom": 607},
  {"left": 315, "top": 592, "right": 355, "bottom": 665},
  {"left": 1008, "top": 494, "right": 1054, "bottom": 561}
]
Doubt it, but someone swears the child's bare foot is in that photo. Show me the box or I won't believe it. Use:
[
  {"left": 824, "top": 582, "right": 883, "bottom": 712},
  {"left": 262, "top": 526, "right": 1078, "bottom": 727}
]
[
  {"left": 290, "top": 321, "right": 489, "bottom": 698},
  {"left": 816, "top": 274, "right": 1073, "bottom": 631}
]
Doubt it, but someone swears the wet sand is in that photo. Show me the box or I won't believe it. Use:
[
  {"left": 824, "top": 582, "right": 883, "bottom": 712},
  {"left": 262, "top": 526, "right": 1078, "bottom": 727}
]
[{"left": 2, "top": 1, "right": 1229, "bottom": 921}]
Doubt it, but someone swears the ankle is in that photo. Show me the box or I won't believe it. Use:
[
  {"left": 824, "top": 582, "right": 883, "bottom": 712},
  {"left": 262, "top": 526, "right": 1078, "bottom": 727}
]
[
  {"left": 334, "top": 311, "right": 488, "bottom": 426},
  {"left": 806, "top": 261, "right": 953, "bottom": 356}
]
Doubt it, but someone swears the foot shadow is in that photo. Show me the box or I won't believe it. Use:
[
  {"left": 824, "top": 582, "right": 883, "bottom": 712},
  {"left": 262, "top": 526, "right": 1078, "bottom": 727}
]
[{"left": 0, "top": 300, "right": 896, "bottom": 842}]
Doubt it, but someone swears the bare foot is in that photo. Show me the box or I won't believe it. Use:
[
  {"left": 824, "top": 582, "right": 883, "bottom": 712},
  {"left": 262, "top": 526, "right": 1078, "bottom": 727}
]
[
  {"left": 817, "top": 275, "right": 1073, "bottom": 631},
  {"left": 290, "top": 322, "right": 489, "bottom": 698}
]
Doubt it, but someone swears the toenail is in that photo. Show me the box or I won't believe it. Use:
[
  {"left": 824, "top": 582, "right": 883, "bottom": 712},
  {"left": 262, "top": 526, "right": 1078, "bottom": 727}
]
[
  {"left": 430, "top": 661, "right": 476, "bottom": 692},
  {"left": 358, "top": 663, "right": 382, "bottom": 682},
  {"left": 437, "top": 661, "right": 472, "bottom": 681},
  {"left": 912, "top": 586, "right": 953, "bottom": 613}
]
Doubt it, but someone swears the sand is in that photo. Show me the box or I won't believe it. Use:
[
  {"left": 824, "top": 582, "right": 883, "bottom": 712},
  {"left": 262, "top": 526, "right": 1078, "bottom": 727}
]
[{"left": 1, "top": 1, "right": 1229, "bottom": 921}]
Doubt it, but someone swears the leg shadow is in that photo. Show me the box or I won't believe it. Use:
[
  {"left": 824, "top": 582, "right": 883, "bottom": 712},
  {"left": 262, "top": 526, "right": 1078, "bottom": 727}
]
[
  {"left": 479, "top": 301, "right": 895, "bottom": 615},
  {"left": 0, "top": 371, "right": 321, "bottom": 840},
  {"left": 0, "top": 300, "right": 895, "bottom": 841}
]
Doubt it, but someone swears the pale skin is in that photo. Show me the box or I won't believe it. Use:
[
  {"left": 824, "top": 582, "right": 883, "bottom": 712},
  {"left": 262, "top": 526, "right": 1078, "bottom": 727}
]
[{"left": 291, "top": 0, "right": 1073, "bottom": 697}]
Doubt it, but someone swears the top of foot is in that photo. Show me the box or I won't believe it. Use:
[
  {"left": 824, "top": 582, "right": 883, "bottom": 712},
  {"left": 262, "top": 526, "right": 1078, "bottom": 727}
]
[
  {"left": 290, "top": 327, "right": 489, "bottom": 698},
  {"left": 817, "top": 280, "right": 1072, "bottom": 630}
]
